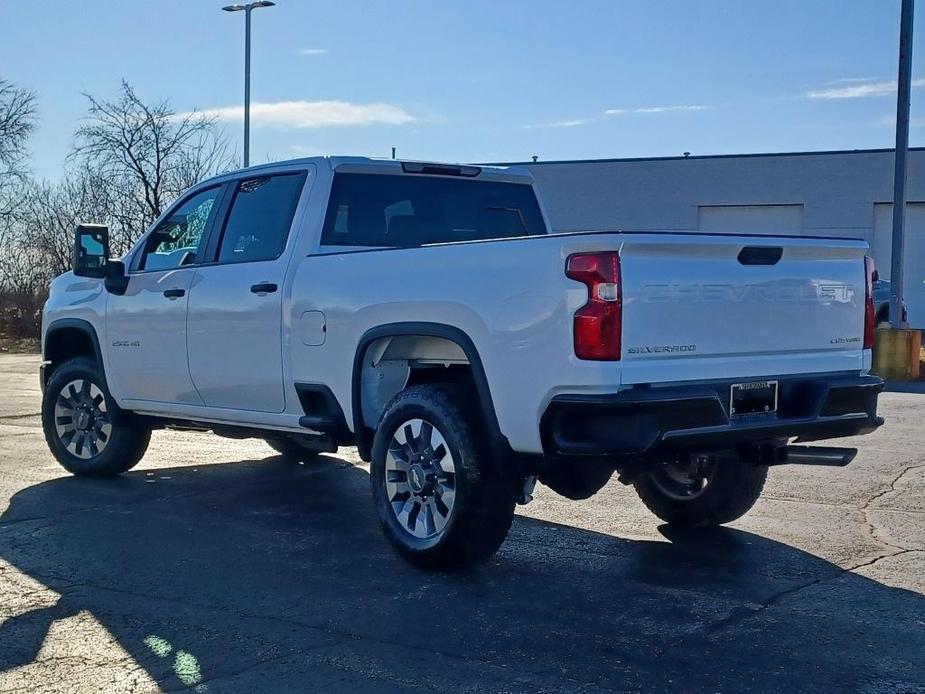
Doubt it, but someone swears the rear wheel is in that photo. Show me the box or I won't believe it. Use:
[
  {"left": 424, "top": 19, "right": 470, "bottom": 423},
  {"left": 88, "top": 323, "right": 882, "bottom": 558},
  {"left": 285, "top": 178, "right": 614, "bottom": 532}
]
[
  {"left": 371, "top": 384, "right": 519, "bottom": 569},
  {"left": 42, "top": 357, "right": 150, "bottom": 477},
  {"left": 633, "top": 452, "right": 768, "bottom": 528}
]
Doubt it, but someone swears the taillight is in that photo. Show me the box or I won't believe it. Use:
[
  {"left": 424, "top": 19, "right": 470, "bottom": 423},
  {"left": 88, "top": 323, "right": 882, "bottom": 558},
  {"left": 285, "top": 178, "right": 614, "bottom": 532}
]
[
  {"left": 566, "top": 251, "right": 622, "bottom": 360},
  {"left": 864, "top": 255, "right": 876, "bottom": 349}
]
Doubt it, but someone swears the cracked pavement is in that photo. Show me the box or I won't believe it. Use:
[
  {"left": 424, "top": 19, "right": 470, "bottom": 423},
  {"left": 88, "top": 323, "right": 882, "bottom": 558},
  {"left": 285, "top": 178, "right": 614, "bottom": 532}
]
[{"left": 0, "top": 353, "right": 923, "bottom": 693}]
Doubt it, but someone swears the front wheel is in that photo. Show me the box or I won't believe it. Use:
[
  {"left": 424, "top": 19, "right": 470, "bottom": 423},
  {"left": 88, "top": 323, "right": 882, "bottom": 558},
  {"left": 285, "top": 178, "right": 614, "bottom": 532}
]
[
  {"left": 42, "top": 357, "right": 150, "bottom": 477},
  {"left": 633, "top": 452, "right": 768, "bottom": 528},
  {"left": 370, "top": 384, "right": 519, "bottom": 569}
]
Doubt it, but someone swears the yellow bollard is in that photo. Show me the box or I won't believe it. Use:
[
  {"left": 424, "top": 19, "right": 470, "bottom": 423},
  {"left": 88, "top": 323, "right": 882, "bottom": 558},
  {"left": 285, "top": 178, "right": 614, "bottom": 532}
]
[{"left": 872, "top": 328, "right": 922, "bottom": 381}]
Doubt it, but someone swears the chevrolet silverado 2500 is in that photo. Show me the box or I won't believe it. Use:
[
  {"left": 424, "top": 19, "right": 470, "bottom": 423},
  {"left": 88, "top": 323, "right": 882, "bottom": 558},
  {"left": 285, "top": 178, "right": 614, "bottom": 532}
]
[{"left": 41, "top": 157, "right": 884, "bottom": 568}]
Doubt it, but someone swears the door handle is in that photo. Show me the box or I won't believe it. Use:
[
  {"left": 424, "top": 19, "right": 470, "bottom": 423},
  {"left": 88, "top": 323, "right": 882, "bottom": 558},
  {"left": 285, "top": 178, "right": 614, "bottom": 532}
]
[
  {"left": 163, "top": 288, "right": 186, "bottom": 299},
  {"left": 250, "top": 282, "right": 278, "bottom": 294}
]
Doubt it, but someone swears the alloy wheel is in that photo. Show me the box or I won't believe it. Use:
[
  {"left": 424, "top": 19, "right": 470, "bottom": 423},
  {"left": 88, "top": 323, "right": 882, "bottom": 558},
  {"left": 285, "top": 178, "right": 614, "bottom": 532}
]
[
  {"left": 384, "top": 418, "right": 457, "bottom": 540},
  {"left": 54, "top": 378, "right": 112, "bottom": 459}
]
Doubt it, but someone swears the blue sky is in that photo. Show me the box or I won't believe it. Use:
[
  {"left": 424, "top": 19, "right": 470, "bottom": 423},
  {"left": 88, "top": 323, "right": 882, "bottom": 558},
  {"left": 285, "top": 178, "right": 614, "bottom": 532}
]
[{"left": 2, "top": 0, "right": 923, "bottom": 180}]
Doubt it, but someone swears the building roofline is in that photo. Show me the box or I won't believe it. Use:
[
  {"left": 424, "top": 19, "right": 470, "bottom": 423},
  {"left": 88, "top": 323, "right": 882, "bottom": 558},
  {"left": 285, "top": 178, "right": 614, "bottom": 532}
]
[{"left": 484, "top": 146, "right": 925, "bottom": 167}]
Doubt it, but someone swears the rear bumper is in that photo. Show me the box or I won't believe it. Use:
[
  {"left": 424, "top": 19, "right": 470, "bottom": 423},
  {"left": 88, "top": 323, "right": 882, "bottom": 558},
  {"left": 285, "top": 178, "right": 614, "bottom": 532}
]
[{"left": 540, "top": 374, "right": 884, "bottom": 458}]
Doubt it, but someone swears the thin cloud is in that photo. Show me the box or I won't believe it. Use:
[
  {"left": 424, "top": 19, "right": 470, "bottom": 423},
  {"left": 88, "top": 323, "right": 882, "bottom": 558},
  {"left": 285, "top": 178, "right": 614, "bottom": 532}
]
[
  {"left": 297, "top": 48, "right": 328, "bottom": 56},
  {"left": 632, "top": 105, "right": 710, "bottom": 113},
  {"left": 522, "top": 118, "right": 588, "bottom": 129},
  {"left": 183, "top": 100, "right": 417, "bottom": 128},
  {"left": 807, "top": 78, "right": 925, "bottom": 99},
  {"left": 822, "top": 76, "right": 882, "bottom": 85},
  {"left": 604, "top": 105, "right": 710, "bottom": 115},
  {"left": 527, "top": 104, "right": 711, "bottom": 129}
]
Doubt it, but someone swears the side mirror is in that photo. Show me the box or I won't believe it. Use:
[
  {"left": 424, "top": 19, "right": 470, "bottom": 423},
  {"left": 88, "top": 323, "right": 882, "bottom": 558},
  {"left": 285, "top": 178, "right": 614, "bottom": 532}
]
[
  {"left": 73, "top": 224, "right": 110, "bottom": 278},
  {"left": 871, "top": 269, "right": 880, "bottom": 283},
  {"left": 104, "top": 260, "right": 129, "bottom": 296}
]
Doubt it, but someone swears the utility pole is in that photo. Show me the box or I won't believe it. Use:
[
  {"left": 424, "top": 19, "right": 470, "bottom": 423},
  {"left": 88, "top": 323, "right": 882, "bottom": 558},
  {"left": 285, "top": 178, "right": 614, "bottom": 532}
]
[{"left": 890, "top": 0, "right": 915, "bottom": 328}]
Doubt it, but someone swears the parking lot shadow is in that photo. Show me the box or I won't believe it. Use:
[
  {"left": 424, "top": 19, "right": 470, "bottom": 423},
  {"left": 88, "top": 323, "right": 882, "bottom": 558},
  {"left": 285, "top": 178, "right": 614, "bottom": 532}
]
[{"left": 0, "top": 454, "right": 923, "bottom": 692}]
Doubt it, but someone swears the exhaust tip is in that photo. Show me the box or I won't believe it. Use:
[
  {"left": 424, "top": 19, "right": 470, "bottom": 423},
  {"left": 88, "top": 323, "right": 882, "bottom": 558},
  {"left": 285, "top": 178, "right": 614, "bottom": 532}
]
[{"left": 778, "top": 445, "right": 858, "bottom": 467}]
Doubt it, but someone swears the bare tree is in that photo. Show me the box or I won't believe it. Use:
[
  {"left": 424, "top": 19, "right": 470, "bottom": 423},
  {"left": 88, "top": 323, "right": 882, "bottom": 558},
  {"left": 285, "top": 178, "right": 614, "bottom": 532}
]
[
  {"left": 17, "top": 169, "right": 115, "bottom": 275},
  {"left": 0, "top": 78, "right": 37, "bottom": 222},
  {"left": 0, "top": 80, "right": 234, "bottom": 340},
  {"left": 71, "top": 80, "right": 233, "bottom": 236}
]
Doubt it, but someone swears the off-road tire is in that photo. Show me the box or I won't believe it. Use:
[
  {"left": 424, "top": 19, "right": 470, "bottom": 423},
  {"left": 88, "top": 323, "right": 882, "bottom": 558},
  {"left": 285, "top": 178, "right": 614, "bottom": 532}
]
[
  {"left": 371, "top": 384, "right": 519, "bottom": 570},
  {"left": 42, "top": 356, "right": 150, "bottom": 477},
  {"left": 634, "top": 457, "right": 768, "bottom": 528}
]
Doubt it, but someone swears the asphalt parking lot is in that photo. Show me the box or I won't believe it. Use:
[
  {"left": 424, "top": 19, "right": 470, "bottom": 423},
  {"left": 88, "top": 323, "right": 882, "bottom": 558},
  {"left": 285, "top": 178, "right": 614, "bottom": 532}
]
[{"left": 0, "top": 354, "right": 923, "bottom": 693}]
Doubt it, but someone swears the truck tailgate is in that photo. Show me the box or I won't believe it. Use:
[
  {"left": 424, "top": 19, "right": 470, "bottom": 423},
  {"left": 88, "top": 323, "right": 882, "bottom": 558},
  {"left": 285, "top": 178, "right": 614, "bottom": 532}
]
[{"left": 618, "top": 234, "right": 869, "bottom": 384}]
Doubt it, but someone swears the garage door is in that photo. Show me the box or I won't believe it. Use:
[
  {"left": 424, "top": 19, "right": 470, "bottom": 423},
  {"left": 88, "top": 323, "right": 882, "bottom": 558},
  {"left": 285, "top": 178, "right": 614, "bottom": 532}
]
[
  {"left": 873, "top": 203, "right": 925, "bottom": 328},
  {"left": 698, "top": 205, "right": 804, "bottom": 236}
]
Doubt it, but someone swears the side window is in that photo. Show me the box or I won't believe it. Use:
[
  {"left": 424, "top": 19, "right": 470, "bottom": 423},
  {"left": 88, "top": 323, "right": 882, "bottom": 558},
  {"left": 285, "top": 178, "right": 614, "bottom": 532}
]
[
  {"left": 320, "top": 173, "right": 547, "bottom": 248},
  {"left": 216, "top": 173, "right": 306, "bottom": 264},
  {"left": 139, "top": 187, "right": 222, "bottom": 271}
]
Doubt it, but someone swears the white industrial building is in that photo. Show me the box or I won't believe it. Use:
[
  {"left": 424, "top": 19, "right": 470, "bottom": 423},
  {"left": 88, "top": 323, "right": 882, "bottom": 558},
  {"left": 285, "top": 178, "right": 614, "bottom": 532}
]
[{"left": 513, "top": 148, "right": 925, "bottom": 327}]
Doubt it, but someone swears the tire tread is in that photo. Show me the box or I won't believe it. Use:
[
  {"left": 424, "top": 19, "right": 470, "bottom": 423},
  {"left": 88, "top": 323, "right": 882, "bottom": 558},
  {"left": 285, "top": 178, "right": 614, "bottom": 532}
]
[
  {"left": 42, "top": 356, "right": 150, "bottom": 477},
  {"left": 371, "top": 383, "right": 518, "bottom": 569},
  {"left": 634, "top": 458, "right": 768, "bottom": 528}
]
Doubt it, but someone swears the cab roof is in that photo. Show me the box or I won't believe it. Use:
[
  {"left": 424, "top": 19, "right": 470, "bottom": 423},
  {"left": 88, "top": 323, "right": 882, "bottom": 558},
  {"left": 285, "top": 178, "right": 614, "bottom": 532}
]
[{"left": 199, "top": 156, "right": 534, "bottom": 188}]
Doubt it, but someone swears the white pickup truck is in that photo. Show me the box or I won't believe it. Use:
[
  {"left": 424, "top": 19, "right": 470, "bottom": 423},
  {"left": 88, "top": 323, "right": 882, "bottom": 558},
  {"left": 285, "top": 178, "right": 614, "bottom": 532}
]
[{"left": 41, "top": 157, "right": 884, "bottom": 568}]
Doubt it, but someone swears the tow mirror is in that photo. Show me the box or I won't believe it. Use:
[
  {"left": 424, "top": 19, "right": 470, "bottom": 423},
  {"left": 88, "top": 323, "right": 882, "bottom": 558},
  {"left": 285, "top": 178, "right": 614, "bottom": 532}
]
[
  {"left": 73, "top": 223, "right": 128, "bottom": 294},
  {"left": 73, "top": 224, "right": 110, "bottom": 278}
]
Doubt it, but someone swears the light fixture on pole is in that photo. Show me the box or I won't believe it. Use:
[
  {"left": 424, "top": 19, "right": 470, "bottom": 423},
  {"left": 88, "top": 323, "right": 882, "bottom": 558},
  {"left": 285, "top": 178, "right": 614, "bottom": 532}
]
[{"left": 222, "top": 1, "right": 276, "bottom": 168}]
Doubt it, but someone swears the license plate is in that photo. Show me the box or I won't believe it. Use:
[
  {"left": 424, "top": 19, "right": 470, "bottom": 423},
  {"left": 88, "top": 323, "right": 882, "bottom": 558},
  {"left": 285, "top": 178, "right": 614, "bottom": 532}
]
[{"left": 730, "top": 380, "right": 778, "bottom": 418}]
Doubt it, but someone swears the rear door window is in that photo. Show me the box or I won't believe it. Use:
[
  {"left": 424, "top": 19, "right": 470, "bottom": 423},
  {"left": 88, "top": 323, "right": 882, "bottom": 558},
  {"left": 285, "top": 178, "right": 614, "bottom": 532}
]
[
  {"left": 216, "top": 172, "right": 306, "bottom": 264},
  {"left": 320, "top": 173, "right": 547, "bottom": 248}
]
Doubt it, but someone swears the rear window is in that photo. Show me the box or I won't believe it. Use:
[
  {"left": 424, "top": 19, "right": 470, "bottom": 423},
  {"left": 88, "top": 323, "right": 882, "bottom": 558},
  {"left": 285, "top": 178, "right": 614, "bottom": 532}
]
[{"left": 320, "top": 173, "right": 547, "bottom": 248}]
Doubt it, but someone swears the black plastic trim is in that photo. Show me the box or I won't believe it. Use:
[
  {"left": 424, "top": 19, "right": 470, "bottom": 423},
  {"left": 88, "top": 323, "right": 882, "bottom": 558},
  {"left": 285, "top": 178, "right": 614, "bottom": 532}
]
[
  {"left": 737, "top": 246, "right": 783, "bottom": 265},
  {"left": 541, "top": 374, "right": 884, "bottom": 458},
  {"left": 42, "top": 318, "right": 105, "bottom": 387},
  {"left": 294, "top": 383, "right": 352, "bottom": 445},
  {"left": 351, "top": 322, "right": 508, "bottom": 462},
  {"left": 400, "top": 161, "right": 481, "bottom": 177}
]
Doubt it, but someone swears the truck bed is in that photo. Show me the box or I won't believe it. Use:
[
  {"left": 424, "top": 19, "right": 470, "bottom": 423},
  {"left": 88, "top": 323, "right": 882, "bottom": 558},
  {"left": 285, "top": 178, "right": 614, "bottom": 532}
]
[{"left": 291, "top": 229, "right": 871, "bottom": 454}]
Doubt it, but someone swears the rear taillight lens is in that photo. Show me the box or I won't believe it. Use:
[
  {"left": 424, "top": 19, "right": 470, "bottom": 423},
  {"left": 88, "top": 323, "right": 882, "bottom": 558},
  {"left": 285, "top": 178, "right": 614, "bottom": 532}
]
[
  {"left": 566, "top": 251, "right": 622, "bottom": 360},
  {"left": 864, "top": 255, "right": 876, "bottom": 349}
]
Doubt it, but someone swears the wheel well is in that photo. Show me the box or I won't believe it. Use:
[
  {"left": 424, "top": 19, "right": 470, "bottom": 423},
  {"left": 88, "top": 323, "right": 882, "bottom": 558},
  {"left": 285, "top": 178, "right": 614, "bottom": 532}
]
[
  {"left": 44, "top": 323, "right": 101, "bottom": 381},
  {"left": 352, "top": 328, "right": 506, "bottom": 462},
  {"left": 358, "top": 335, "right": 474, "bottom": 430}
]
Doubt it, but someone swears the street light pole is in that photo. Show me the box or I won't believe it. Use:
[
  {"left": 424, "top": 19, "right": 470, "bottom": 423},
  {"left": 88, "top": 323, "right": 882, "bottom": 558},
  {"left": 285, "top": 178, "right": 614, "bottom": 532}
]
[
  {"left": 244, "top": 6, "right": 251, "bottom": 167},
  {"left": 222, "top": 1, "right": 276, "bottom": 168},
  {"left": 890, "top": 0, "right": 915, "bottom": 328}
]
